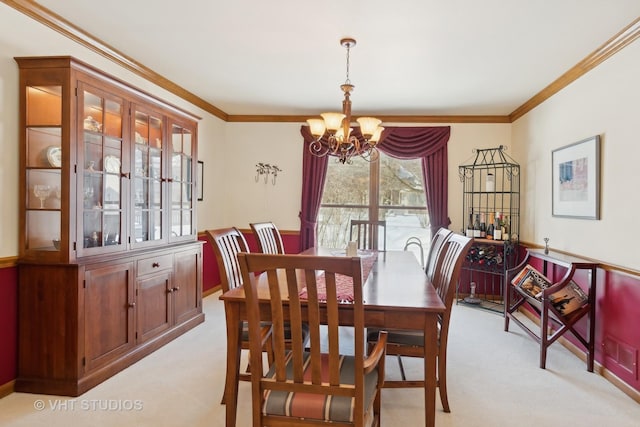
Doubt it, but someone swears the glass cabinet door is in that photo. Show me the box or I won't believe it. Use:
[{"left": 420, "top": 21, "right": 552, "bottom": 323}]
[
  {"left": 78, "top": 84, "right": 125, "bottom": 254},
  {"left": 24, "top": 85, "right": 63, "bottom": 254},
  {"left": 169, "top": 123, "right": 195, "bottom": 241},
  {"left": 132, "top": 107, "right": 164, "bottom": 246}
]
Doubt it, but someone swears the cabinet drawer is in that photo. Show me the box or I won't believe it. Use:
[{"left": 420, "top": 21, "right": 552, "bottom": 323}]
[{"left": 137, "top": 254, "right": 173, "bottom": 276}]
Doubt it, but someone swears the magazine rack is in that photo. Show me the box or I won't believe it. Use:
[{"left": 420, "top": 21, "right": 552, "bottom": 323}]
[{"left": 504, "top": 248, "right": 598, "bottom": 371}]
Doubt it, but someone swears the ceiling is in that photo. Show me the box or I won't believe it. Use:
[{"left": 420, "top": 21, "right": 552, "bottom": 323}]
[{"left": 22, "top": 1, "right": 640, "bottom": 119}]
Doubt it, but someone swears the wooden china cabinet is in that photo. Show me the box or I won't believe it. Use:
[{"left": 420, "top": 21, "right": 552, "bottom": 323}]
[{"left": 15, "top": 56, "right": 204, "bottom": 396}]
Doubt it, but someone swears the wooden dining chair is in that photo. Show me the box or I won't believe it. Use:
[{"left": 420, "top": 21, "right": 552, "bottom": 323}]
[
  {"left": 349, "top": 219, "right": 387, "bottom": 251},
  {"left": 425, "top": 227, "right": 454, "bottom": 280},
  {"left": 403, "top": 236, "right": 425, "bottom": 268},
  {"left": 205, "top": 227, "right": 273, "bottom": 404},
  {"left": 249, "top": 221, "right": 285, "bottom": 254},
  {"left": 392, "top": 227, "right": 454, "bottom": 381},
  {"left": 238, "top": 253, "right": 388, "bottom": 427},
  {"left": 368, "top": 232, "right": 472, "bottom": 413}
]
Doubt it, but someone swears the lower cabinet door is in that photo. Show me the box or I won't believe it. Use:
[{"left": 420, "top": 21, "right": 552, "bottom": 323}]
[
  {"left": 84, "top": 261, "right": 135, "bottom": 372},
  {"left": 137, "top": 271, "right": 172, "bottom": 343},
  {"left": 173, "top": 247, "right": 202, "bottom": 325}
]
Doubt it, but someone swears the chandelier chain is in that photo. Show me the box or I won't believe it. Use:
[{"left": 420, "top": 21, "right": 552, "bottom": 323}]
[{"left": 345, "top": 43, "right": 351, "bottom": 85}]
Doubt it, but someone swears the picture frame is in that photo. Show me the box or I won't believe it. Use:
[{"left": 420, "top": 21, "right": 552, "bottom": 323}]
[
  {"left": 197, "top": 160, "right": 204, "bottom": 201},
  {"left": 552, "top": 135, "right": 600, "bottom": 219}
]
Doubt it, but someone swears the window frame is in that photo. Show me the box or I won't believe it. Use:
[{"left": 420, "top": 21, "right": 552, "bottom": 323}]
[{"left": 319, "top": 153, "right": 429, "bottom": 251}]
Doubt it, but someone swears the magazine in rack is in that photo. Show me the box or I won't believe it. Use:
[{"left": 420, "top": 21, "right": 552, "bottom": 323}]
[
  {"left": 549, "top": 280, "right": 588, "bottom": 316},
  {"left": 511, "top": 264, "right": 549, "bottom": 300},
  {"left": 511, "top": 264, "right": 588, "bottom": 316}
]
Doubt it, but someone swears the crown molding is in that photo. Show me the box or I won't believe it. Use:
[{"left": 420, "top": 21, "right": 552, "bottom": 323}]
[
  {"left": 4, "top": 1, "right": 639, "bottom": 124},
  {"left": 227, "top": 114, "right": 511, "bottom": 124},
  {"left": 510, "top": 16, "right": 640, "bottom": 122},
  {"left": 2, "top": 0, "right": 228, "bottom": 121}
]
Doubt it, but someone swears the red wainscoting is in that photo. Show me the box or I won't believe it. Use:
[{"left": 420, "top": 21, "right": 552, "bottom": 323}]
[
  {"left": 0, "top": 266, "right": 18, "bottom": 387},
  {"left": 523, "top": 255, "right": 640, "bottom": 393},
  {"left": 1, "top": 235, "right": 638, "bottom": 397},
  {"left": 598, "top": 269, "right": 640, "bottom": 389},
  {"left": 200, "top": 234, "right": 221, "bottom": 294},
  {"left": 199, "top": 230, "right": 301, "bottom": 294}
]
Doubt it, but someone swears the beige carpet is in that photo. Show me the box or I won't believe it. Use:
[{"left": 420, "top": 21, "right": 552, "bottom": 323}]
[{"left": 0, "top": 292, "right": 638, "bottom": 426}]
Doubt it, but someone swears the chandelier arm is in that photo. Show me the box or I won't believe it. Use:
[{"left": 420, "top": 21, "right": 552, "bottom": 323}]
[
  {"left": 361, "top": 146, "right": 379, "bottom": 163},
  {"left": 309, "top": 139, "right": 330, "bottom": 157}
]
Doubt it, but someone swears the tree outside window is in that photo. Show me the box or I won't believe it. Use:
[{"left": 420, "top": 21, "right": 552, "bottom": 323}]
[{"left": 317, "top": 152, "right": 430, "bottom": 264}]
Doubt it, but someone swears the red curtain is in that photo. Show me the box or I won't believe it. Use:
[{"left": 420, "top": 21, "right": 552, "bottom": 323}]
[
  {"left": 299, "top": 126, "right": 329, "bottom": 251},
  {"left": 299, "top": 125, "right": 451, "bottom": 250},
  {"left": 377, "top": 127, "right": 451, "bottom": 236}
]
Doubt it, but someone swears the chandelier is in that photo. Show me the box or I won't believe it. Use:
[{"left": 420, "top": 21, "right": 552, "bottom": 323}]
[{"left": 306, "top": 38, "right": 384, "bottom": 164}]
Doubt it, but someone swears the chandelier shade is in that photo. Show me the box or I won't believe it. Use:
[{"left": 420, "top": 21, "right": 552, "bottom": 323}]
[
  {"left": 356, "top": 117, "right": 382, "bottom": 139},
  {"left": 306, "top": 38, "right": 384, "bottom": 164},
  {"left": 320, "top": 113, "right": 345, "bottom": 132}
]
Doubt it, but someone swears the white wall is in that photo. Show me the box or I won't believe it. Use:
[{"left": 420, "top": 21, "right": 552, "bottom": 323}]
[
  {"left": 0, "top": 3, "right": 225, "bottom": 257},
  {"left": 218, "top": 122, "right": 303, "bottom": 230},
  {"left": 512, "top": 39, "right": 640, "bottom": 270}
]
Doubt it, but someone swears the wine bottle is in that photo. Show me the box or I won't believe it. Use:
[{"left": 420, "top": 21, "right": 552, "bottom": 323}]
[
  {"left": 479, "top": 212, "right": 486, "bottom": 238},
  {"left": 493, "top": 212, "right": 502, "bottom": 240},
  {"left": 486, "top": 252, "right": 503, "bottom": 266},
  {"left": 473, "top": 213, "right": 481, "bottom": 238},
  {"left": 469, "top": 246, "right": 479, "bottom": 261},
  {"left": 466, "top": 211, "right": 474, "bottom": 237},
  {"left": 493, "top": 253, "right": 503, "bottom": 265},
  {"left": 486, "top": 213, "right": 494, "bottom": 240},
  {"left": 503, "top": 216, "right": 510, "bottom": 241}
]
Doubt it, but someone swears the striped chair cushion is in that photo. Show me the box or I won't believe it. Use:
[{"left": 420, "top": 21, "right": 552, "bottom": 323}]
[{"left": 262, "top": 352, "right": 379, "bottom": 423}]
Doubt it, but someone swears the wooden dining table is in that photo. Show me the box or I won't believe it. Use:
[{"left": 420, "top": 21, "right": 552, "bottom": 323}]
[{"left": 219, "top": 248, "right": 446, "bottom": 427}]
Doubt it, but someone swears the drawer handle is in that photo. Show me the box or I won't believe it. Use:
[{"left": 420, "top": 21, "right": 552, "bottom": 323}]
[{"left": 152, "top": 262, "right": 160, "bottom": 268}]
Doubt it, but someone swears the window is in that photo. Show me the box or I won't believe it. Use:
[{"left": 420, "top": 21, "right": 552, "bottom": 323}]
[{"left": 317, "top": 152, "right": 431, "bottom": 259}]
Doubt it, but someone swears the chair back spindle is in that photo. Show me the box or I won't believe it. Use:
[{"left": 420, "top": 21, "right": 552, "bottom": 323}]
[
  {"left": 425, "top": 228, "right": 453, "bottom": 281},
  {"left": 250, "top": 221, "right": 285, "bottom": 254},
  {"left": 205, "top": 227, "right": 249, "bottom": 292},
  {"left": 349, "top": 219, "right": 387, "bottom": 251}
]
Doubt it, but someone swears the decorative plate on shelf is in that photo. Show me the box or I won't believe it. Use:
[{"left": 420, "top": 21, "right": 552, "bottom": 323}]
[
  {"left": 104, "top": 155, "right": 121, "bottom": 173},
  {"left": 46, "top": 145, "right": 62, "bottom": 167}
]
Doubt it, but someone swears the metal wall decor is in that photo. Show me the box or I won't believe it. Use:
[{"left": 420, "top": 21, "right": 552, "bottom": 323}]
[{"left": 255, "top": 163, "right": 282, "bottom": 185}]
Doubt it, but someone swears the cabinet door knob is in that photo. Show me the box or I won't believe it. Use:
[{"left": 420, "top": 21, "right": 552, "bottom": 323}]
[
  {"left": 173, "top": 286, "right": 180, "bottom": 292},
  {"left": 128, "top": 302, "right": 136, "bottom": 308},
  {"left": 121, "top": 172, "right": 130, "bottom": 179},
  {"left": 167, "top": 288, "right": 174, "bottom": 293},
  {"left": 152, "top": 262, "right": 160, "bottom": 268}
]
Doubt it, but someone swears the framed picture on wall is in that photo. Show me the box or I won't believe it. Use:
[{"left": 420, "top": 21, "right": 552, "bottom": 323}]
[
  {"left": 552, "top": 135, "right": 600, "bottom": 219},
  {"left": 197, "top": 160, "right": 204, "bottom": 201}
]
